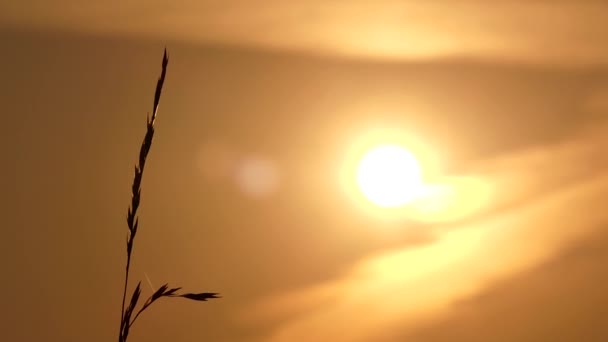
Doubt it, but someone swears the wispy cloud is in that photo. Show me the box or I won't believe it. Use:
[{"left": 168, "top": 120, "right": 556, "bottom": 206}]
[
  {"left": 244, "top": 123, "right": 608, "bottom": 341},
  {"left": 2, "top": 1, "right": 608, "bottom": 65}
]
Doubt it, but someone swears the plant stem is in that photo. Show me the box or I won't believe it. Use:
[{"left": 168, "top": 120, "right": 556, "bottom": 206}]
[
  {"left": 118, "top": 48, "right": 169, "bottom": 342},
  {"left": 119, "top": 252, "right": 132, "bottom": 342}
]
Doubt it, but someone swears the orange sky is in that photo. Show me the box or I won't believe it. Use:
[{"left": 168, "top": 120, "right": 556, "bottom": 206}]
[
  {"left": 1, "top": 2, "right": 608, "bottom": 342},
  {"left": 3, "top": 1, "right": 608, "bottom": 65}
]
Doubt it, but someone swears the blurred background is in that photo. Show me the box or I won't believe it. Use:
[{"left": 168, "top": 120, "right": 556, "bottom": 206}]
[{"left": 2, "top": 1, "right": 608, "bottom": 341}]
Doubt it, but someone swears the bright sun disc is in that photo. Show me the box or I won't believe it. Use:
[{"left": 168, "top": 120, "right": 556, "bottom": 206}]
[{"left": 356, "top": 144, "right": 424, "bottom": 208}]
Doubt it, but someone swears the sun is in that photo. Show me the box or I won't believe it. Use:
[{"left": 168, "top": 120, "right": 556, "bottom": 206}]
[{"left": 356, "top": 144, "right": 424, "bottom": 208}]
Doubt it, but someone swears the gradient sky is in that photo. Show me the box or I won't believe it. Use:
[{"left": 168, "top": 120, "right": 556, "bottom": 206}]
[{"left": 2, "top": 1, "right": 608, "bottom": 341}]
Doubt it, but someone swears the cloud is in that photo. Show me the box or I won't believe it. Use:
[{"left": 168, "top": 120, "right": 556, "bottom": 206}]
[
  {"left": 583, "top": 87, "right": 608, "bottom": 123},
  {"left": 243, "top": 124, "right": 608, "bottom": 341},
  {"left": 2, "top": 1, "right": 608, "bottom": 66},
  {"left": 397, "top": 228, "right": 608, "bottom": 342}
]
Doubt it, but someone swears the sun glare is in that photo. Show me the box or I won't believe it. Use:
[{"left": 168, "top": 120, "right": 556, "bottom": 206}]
[{"left": 356, "top": 145, "right": 424, "bottom": 208}]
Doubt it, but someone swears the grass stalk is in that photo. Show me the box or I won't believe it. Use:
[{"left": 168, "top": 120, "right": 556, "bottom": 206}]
[{"left": 117, "top": 49, "right": 219, "bottom": 342}]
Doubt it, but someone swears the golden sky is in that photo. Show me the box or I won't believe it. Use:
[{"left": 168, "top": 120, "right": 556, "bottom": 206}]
[
  {"left": 2, "top": 1, "right": 608, "bottom": 65},
  {"left": 1, "top": 1, "right": 608, "bottom": 342}
]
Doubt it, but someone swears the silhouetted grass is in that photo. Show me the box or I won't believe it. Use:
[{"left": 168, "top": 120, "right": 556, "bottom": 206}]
[{"left": 118, "top": 49, "right": 220, "bottom": 342}]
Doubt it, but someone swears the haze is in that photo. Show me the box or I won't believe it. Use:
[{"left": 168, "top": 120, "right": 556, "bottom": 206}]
[{"left": 2, "top": 1, "right": 608, "bottom": 341}]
